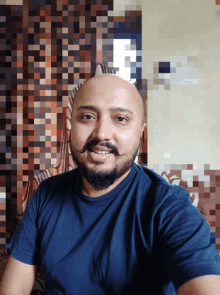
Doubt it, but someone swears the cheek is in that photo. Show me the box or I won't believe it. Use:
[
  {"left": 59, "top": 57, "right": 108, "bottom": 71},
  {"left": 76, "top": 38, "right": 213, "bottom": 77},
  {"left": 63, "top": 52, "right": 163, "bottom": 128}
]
[
  {"left": 119, "top": 130, "right": 137, "bottom": 142},
  {"left": 117, "top": 132, "right": 139, "bottom": 152},
  {"left": 121, "top": 131, "right": 141, "bottom": 151},
  {"left": 70, "top": 124, "right": 85, "bottom": 147}
]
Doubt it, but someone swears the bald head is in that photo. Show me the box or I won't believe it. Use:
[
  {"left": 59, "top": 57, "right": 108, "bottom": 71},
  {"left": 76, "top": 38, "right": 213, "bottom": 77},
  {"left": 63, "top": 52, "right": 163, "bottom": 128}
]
[
  {"left": 73, "top": 74, "right": 145, "bottom": 126},
  {"left": 69, "top": 73, "right": 147, "bottom": 196}
]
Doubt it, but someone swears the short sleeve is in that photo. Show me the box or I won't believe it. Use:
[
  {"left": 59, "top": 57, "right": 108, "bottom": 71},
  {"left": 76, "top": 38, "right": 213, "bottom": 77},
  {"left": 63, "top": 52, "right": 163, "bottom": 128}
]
[
  {"left": 10, "top": 184, "right": 42, "bottom": 266},
  {"left": 156, "top": 185, "right": 220, "bottom": 292}
]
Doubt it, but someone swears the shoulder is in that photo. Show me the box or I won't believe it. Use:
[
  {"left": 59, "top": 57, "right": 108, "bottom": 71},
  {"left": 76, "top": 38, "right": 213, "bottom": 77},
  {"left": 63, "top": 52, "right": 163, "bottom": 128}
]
[
  {"left": 135, "top": 164, "right": 190, "bottom": 204},
  {"left": 38, "top": 168, "right": 79, "bottom": 191},
  {"left": 135, "top": 164, "right": 170, "bottom": 185},
  {"left": 31, "top": 168, "right": 79, "bottom": 210}
]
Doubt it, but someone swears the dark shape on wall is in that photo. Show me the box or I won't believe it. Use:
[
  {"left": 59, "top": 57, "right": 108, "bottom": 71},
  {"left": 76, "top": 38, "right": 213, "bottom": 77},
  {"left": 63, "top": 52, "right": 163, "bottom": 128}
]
[{"left": 159, "top": 62, "right": 170, "bottom": 73}]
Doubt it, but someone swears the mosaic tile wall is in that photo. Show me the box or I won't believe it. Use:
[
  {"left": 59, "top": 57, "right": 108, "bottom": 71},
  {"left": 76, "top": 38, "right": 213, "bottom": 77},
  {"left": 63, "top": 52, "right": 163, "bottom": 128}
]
[{"left": 0, "top": 0, "right": 147, "bottom": 252}]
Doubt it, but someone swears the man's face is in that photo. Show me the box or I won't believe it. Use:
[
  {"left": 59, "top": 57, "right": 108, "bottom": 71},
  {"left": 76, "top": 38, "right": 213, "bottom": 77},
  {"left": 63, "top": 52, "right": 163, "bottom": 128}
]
[{"left": 70, "top": 75, "right": 146, "bottom": 195}]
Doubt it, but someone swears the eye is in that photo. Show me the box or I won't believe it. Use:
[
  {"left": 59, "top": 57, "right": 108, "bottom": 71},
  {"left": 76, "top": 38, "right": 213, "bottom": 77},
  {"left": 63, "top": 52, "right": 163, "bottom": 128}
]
[
  {"left": 81, "top": 115, "right": 94, "bottom": 120},
  {"left": 81, "top": 115, "right": 128, "bottom": 123},
  {"left": 116, "top": 117, "right": 127, "bottom": 122}
]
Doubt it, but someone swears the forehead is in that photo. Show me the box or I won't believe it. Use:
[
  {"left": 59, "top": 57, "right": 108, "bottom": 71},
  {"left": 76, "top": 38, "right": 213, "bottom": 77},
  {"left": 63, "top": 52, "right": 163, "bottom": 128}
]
[{"left": 73, "top": 75, "right": 140, "bottom": 110}]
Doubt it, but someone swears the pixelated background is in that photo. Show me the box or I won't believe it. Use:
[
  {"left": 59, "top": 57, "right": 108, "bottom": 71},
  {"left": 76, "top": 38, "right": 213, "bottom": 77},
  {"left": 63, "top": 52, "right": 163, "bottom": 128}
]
[
  {"left": 0, "top": 0, "right": 220, "bottom": 264},
  {"left": 0, "top": 0, "right": 147, "bottom": 254}
]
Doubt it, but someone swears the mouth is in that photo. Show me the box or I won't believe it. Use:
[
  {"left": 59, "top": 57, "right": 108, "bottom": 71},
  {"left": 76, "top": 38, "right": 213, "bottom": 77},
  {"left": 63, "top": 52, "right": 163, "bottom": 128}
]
[
  {"left": 88, "top": 148, "right": 113, "bottom": 155},
  {"left": 87, "top": 148, "right": 113, "bottom": 162}
]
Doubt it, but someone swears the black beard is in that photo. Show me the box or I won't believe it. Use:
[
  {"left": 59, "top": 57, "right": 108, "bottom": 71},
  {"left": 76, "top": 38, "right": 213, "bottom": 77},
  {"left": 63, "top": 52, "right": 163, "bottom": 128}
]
[{"left": 69, "top": 139, "right": 142, "bottom": 192}]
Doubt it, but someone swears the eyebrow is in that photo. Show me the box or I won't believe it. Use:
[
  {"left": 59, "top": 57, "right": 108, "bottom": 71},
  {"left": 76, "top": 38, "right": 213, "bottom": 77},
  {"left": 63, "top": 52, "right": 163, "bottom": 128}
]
[{"left": 76, "top": 105, "right": 134, "bottom": 116}]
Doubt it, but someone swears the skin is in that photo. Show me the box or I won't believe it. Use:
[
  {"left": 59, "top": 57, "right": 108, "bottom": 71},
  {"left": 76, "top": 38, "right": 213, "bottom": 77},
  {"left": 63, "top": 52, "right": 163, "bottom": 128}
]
[{"left": 70, "top": 74, "right": 147, "bottom": 197}]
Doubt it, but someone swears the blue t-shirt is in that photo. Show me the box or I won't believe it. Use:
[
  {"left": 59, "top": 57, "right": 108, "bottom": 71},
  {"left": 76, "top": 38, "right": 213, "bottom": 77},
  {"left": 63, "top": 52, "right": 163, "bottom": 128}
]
[{"left": 10, "top": 163, "right": 220, "bottom": 294}]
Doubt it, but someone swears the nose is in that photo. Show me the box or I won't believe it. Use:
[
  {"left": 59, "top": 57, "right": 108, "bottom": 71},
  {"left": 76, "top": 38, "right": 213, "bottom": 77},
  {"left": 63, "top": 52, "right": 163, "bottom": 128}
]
[{"left": 91, "top": 117, "right": 113, "bottom": 142}]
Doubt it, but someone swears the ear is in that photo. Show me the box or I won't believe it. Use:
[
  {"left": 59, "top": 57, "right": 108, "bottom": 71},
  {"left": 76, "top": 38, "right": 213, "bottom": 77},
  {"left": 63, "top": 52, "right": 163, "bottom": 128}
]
[
  {"left": 141, "top": 123, "right": 147, "bottom": 135},
  {"left": 140, "top": 123, "right": 147, "bottom": 144}
]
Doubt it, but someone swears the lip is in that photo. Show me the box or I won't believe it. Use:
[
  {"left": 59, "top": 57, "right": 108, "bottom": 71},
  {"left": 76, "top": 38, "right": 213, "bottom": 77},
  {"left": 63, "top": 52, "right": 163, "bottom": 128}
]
[{"left": 87, "top": 149, "right": 112, "bottom": 162}]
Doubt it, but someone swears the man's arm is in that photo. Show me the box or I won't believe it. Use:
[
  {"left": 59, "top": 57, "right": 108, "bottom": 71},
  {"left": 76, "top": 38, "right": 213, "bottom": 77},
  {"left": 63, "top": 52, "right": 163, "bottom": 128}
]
[
  {"left": 177, "top": 275, "right": 220, "bottom": 295},
  {"left": 0, "top": 255, "right": 39, "bottom": 295}
]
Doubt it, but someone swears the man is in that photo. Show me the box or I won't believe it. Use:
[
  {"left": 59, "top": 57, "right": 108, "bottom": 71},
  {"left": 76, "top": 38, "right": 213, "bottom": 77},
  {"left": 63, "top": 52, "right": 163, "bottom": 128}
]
[{"left": 1, "top": 74, "right": 220, "bottom": 295}]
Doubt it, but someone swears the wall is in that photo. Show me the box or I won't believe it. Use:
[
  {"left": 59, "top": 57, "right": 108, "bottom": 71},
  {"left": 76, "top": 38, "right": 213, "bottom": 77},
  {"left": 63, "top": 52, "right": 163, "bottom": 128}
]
[
  {"left": 142, "top": 0, "right": 220, "bottom": 167},
  {"left": 142, "top": 0, "right": 220, "bottom": 252}
]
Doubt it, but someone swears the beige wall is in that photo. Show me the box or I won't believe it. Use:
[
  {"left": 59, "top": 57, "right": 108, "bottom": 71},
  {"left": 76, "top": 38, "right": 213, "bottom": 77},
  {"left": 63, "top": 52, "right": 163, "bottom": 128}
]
[
  {"left": 113, "top": 0, "right": 141, "bottom": 11},
  {"left": 0, "top": 0, "right": 23, "bottom": 4},
  {"left": 142, "top": 0, "right": 220, "bottom": 168}
]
